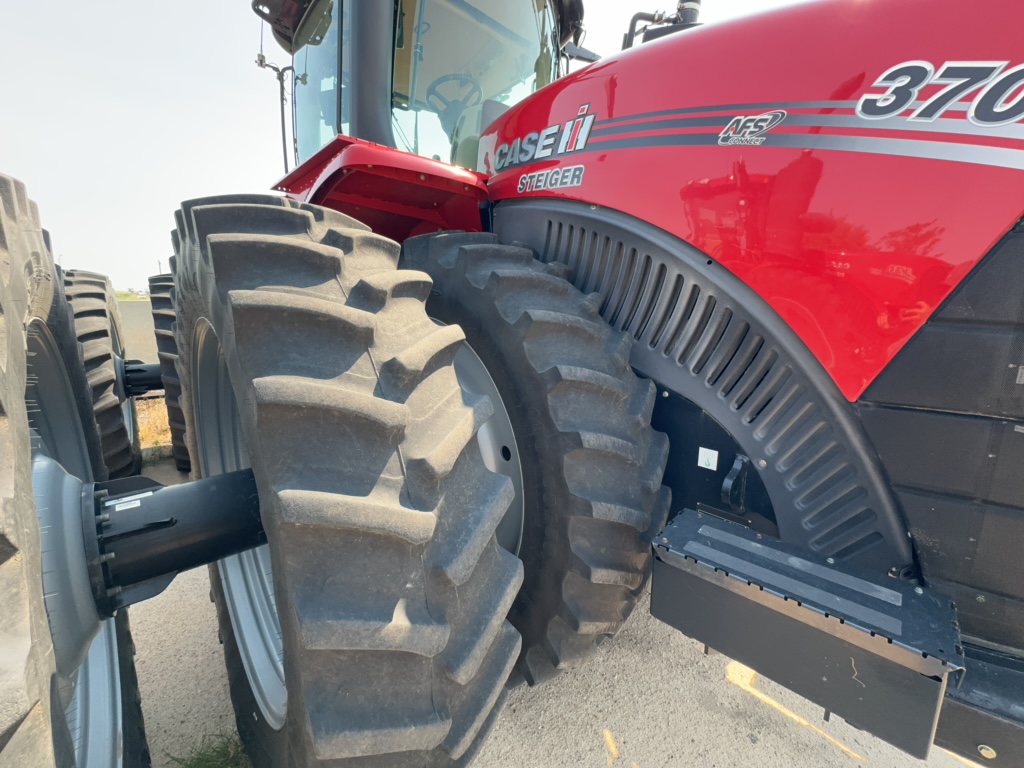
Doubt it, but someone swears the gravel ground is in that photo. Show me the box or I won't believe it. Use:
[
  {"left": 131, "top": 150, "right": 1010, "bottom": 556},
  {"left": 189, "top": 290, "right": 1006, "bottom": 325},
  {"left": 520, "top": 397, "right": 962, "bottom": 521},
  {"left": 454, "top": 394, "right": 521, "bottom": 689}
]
[{"left": 133, "top": 459, "right": 979, "bottom": 768}]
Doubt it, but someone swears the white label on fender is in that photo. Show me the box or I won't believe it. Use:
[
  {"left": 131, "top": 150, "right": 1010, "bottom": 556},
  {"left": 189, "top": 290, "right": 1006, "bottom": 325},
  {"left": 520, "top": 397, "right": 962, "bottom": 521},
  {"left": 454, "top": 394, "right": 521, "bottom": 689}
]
[
  {"left": 114, "top": 500, "right": 142, "bottom": 512},
  {"left": 697, "top": 447, "right": 719, "bottom": 471},
  {"left": 105, "top": 491, "right": 153, "bottom": 507},
  {"left": 1017, "top": 367, "right": 1024, "bottom": 385}
]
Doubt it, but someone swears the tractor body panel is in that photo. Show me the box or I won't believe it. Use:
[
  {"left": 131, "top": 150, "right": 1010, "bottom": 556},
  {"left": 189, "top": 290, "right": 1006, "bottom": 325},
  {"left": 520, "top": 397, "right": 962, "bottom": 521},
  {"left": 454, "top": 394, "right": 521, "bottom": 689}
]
[
  {"left": 275, "top": 135, "right": 488, "bottom": 241},
  {"left": 480, "top": 0, "right": 1024, "bottom": 401}
]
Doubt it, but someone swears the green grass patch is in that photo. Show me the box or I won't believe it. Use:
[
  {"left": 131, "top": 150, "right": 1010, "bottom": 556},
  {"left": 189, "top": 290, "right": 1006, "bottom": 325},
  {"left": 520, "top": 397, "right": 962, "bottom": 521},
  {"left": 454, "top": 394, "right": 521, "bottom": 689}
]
[{"left": 168, "top": 734, "right": 250, "bottom": 768}]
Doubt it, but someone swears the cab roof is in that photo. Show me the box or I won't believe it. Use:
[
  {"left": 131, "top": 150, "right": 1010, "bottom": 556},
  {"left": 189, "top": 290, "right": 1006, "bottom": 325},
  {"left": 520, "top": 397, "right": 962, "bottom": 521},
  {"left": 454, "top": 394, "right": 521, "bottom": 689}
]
[{"left": 251, "top": 0, "right": 584, "bottom": 54}]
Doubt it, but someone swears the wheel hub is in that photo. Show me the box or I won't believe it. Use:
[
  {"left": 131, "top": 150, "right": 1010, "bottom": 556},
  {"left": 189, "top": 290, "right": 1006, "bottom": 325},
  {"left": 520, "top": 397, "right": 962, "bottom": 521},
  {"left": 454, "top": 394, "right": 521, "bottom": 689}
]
[
  {"left": 31, "top": 451, "right": 102, "bottom": 678},
  {"left": 453, "top": 343, "right": 525, "bottom": 556}
]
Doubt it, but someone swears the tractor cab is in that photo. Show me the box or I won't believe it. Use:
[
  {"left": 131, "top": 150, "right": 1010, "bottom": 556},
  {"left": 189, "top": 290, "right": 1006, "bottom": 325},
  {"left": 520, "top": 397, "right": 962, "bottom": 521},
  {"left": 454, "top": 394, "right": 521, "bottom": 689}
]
[{"left": 253, "top": 0, "right": 583, "bottom": 171}]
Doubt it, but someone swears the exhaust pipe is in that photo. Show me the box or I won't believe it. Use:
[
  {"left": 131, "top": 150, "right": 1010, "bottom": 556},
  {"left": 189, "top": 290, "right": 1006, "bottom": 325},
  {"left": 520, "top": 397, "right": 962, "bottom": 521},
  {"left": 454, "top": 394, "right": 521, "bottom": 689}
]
[
  {"left": 678, "top": 1, "right": 702, "bottom": 25},
  {"left": 623, "top": 1, "right": 702, "bottom": 50}
]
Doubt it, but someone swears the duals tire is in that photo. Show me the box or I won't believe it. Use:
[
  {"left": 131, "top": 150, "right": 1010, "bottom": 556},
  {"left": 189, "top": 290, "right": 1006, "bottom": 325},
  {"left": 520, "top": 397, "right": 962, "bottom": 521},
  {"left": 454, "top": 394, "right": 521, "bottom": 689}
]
[
  {"left": 147, "top": 274, "right": 190, "bottom": 472},
  {"left": 62, "top": 269, "right": 142, "bottom": 478},
  {"left": 402, "top": 232, "right": 671, "bottom": 686}
]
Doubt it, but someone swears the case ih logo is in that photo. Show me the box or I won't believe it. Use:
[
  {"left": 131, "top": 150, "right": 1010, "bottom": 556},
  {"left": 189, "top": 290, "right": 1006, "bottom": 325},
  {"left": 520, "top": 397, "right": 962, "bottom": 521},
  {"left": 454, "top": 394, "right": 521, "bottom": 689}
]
[
  {"left": 718, "top": 110, "right": 787, "bottom": 146},
  {"left": 495, "top": 104, "right": 597, "bottom": 171}
]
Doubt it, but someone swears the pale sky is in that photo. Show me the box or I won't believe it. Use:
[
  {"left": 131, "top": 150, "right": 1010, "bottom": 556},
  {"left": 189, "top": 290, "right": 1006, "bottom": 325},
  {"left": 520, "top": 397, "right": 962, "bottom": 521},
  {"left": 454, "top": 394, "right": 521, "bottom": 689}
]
[{"left": 0, "top": 1, "right": 812, "bottom": 290}]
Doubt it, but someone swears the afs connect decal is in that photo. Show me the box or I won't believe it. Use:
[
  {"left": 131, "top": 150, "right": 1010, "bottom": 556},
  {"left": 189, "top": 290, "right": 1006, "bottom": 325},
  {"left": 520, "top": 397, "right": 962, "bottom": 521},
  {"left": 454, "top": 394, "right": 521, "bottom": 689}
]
[
  {"left": 718, "top": 110, "right": 788, "bottom": 146},
  {"left": 495, "top": 103, "right": 596, "bottom": 171}
]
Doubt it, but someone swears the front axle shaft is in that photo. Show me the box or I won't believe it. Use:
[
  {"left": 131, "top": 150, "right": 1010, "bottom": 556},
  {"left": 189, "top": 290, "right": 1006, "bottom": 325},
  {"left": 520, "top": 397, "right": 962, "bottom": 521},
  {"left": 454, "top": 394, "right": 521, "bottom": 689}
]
[{"left": 84, "top": 469, "right": 266, "bottom": 616}]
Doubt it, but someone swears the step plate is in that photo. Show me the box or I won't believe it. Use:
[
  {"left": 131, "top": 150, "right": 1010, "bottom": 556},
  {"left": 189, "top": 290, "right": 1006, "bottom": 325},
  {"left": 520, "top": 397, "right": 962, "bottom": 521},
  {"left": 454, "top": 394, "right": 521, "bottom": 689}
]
[{"left": 651, "top": 510, "right": 964, "bottom": 759}]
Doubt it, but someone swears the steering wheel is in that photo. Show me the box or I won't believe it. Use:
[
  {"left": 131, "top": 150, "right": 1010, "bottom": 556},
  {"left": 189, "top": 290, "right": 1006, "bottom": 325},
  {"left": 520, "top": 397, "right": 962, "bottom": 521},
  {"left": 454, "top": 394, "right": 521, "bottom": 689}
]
[
  {"left": 426, "top": 73, "right": 483, "bottom": 113},
  {"left": 425, "top": 74, "right": 483, "bottom": 138}
]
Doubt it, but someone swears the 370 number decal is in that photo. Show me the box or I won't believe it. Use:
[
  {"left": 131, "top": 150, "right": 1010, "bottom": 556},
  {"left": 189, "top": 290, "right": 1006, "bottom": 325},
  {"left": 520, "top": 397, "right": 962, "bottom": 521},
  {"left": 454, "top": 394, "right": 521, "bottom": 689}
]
[{"left": 857, "top": 61, "right": 1024, "bottom": 125}]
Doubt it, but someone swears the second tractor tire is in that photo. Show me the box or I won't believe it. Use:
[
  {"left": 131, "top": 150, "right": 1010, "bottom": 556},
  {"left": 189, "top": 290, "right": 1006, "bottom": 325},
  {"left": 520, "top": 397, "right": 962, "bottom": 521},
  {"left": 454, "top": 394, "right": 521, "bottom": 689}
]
[
  {"left": 402, "top": 232, "right": 671, "bottom": 686},
  {"left": 62, "top": 269, "right": 142, "bottom": 478},
  {"left": 147, "top": 273, "right": 190, "bottom": 472}
]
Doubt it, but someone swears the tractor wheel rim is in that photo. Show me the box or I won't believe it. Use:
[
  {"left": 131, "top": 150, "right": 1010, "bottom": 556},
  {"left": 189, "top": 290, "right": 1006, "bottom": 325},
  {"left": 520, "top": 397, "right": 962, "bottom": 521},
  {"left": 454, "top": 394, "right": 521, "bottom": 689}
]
[
  {"left": 192, "top": 319, "right": 287, "bottom": 730},
  {"left": 453, "top": 343, "right": 525, "bottom": 556},
  {"left": 27, "top": 319, "right": 123, "bottom": 768},
  {"left": 110, "top": 317, "right": 135, "bottom": 442}
]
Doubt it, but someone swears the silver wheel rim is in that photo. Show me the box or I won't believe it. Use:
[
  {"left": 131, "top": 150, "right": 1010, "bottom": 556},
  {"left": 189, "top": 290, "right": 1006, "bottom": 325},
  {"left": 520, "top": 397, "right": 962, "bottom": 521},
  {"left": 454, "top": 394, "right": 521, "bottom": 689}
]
[
  {"left": 453, "top": 343, "right": 524, "bottom": 555},
  {"left": 109, "top": 317, "right": 135, "bottom": 443},
  {"left": 192, "top": 319, "right": 286, "bottom": 730},
  {"left": 65, "top": 621, "right": 120, "bottom": 768},
  {"left": 190, "top": 324, "right": 522, "bottom": 729},
  {"left": 27, "top": 319, "right": 122, "bottom": 768}
]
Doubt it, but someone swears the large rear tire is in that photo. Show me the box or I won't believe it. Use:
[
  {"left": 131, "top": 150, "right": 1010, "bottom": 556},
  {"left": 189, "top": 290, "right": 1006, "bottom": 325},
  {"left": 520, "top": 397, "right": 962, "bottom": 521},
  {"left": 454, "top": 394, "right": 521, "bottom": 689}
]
[
  {"left": 147, "top": 273, "right": 190, "bottom": 471},
  {"left": 0, "top": 175, "right": 149, "bottom": 767},
  {"left": 402, "top": 232, "right": 671, "bottom": 685},
  {"left": 172, "top": 196, "right": 522, "bottom": 767},
  {"left": 62, "top": 269, "right": 142, "bottom": 478}
]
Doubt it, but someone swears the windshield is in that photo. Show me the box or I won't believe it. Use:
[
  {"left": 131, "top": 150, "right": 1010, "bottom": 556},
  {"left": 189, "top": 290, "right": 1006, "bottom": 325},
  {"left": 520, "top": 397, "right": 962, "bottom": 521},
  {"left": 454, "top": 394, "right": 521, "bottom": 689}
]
[
  {"left": 291, "top": 0, "right": 560, "bottom": 168},
  {"left": 393, "top": 0, "right": 560, "bottom": 167},
  {"left": 292, "top": 0, "right": 349, "bottom": 163}
]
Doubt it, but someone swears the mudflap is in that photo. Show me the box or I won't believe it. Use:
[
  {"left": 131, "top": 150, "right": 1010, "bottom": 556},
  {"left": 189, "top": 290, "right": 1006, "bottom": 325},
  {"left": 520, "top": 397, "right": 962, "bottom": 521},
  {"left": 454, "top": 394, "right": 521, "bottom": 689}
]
[{"left": 651, "top": 510, "right": 963, "bottom": 760}]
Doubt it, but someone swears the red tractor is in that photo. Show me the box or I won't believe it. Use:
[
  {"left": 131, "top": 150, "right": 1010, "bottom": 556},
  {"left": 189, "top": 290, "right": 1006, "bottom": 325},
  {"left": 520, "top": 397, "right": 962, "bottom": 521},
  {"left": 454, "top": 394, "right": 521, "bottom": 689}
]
[{"left": 3, "top": 0, "right": 1022, "bottom": 765}]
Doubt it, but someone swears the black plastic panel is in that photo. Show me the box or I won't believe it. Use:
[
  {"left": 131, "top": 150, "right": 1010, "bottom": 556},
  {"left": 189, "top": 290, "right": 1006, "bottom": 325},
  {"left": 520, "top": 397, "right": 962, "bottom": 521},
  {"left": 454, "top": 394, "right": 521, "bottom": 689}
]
[
  {"left": 859, "top": 406, "right": 1024, "bottom": 508},
  {"left": 898, "top": 489, "right": 1024, "bottom": 602},
  {"left": 858, "top": 221, "right": 1024, "bottom": 655},
  {"left": 931, "top": 579, "right": 1024, "bottom": 654},
  {"left": 939, "top": 228, "right": 1024, "bottom": 326},
  {"left": 863, "top": 325, "right": 1024, "bottom": 417}
]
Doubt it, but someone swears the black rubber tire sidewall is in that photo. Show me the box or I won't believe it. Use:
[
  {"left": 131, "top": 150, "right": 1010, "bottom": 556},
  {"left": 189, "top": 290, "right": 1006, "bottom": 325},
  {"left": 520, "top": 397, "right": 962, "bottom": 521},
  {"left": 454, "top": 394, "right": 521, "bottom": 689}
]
[
  {"left": 0, "top": 176, "right": 149, "bottom": 766},
  {"left": 116, "top": 611, "right": 152, "bottom": 768}
]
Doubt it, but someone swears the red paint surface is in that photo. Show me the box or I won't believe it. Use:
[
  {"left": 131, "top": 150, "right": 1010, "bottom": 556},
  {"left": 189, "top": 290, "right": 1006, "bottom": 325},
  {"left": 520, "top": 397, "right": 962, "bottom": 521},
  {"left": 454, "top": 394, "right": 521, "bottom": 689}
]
[
  {"left": 481, "top": 0, "right": 1024, "bottom": 399},
  {"left": 275, "top": 136, "right": 488, "bottom": 242}
]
